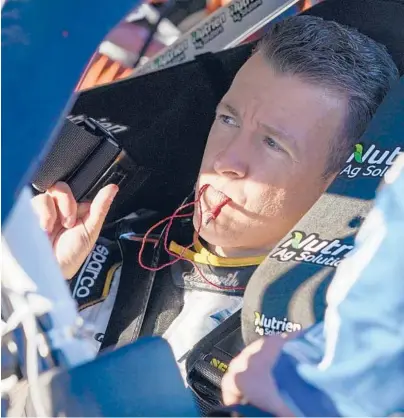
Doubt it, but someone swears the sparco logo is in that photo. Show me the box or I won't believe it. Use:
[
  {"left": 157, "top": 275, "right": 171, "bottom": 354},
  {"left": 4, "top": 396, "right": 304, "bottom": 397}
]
[
  {"left": 340, "top": 145, "right": 402, "bottom": 179},
  {"left": 73, "top": 245, "right": 109, "bottom": 298},
  {"left": 271, "top": 231, "right": 354, "bottom": 267},
  {"left": 254, "top": 312, "right": 302, "bottom": 336},
  {"left": 191, "top": 12, "right": 226, "bottom": 49},
  {"left": 229, "top": 0, "right": 263, "bottom": 22},
  {"left": 67, "top": 114, "right": 129, "bottom": 134},
  {"left": 152, "top": 40, "right": 189, "bottom": 70},
  {"left": 182, "top": 269, "right": 240, "bottom": 288}
]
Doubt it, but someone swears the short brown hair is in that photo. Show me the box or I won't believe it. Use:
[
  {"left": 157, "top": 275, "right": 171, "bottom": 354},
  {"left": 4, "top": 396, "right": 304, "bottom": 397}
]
[{"left": 257, "top": 15, "right": 399, "bottom": 176}]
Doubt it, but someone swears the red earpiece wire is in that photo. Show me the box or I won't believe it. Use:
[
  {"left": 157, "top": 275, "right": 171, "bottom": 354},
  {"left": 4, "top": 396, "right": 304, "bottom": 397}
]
[{"left": 137, "top": 185, "right": 246, "bottom": 291}]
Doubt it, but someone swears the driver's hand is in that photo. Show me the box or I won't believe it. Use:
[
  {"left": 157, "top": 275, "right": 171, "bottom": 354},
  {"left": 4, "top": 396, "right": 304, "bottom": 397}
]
[
  {"left": 31, "top": 182, "right": 119, "bottom": 279},
  {"left": 221, "top": 335, "right": 298, "bottom": 416}
]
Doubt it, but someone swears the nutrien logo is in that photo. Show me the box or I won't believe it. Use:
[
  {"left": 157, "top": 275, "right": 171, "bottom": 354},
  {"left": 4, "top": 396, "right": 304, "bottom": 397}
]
[
  {"left": 271, "top": 231, "right": 354, "bottom": 267},
  {"left": 229, "top": 0, "right": 263, "bottom": 22},
  {"left": 254, "top": 312, "right": 302, "bottom": 336},
  {"left": 340, "top": 144, "right": 402, "bottom": 179},
  {"left": 191, "top": 12, "right": 226, "bottom": 49}
]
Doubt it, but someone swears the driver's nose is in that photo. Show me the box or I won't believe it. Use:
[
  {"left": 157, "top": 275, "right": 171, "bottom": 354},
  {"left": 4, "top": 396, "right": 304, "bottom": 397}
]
[{"left": 213, "top": 147, "right": 248, "bottom": 179}]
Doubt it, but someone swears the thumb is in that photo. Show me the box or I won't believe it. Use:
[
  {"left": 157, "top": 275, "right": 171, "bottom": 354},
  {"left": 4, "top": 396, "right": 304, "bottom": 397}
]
[
  {"left": 83, "top": 184, "right": 119, "bottom": 238},
  {"left": 221, "top": 369, "right": 244, "bottom": 406}
]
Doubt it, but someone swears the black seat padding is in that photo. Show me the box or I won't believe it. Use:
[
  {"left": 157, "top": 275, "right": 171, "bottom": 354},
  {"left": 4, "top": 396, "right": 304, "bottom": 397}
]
[
  {"left": 302, "top": 0, "right": 404, "bottom": 74},
  {"left": 185, "top": 0, "right": 404, "bottom": 406}
]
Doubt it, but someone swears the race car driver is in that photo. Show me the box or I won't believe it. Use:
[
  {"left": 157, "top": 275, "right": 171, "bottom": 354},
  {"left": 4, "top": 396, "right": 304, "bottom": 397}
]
[{"left": 31, "top": 16, "right": 399, "bottom": 370}]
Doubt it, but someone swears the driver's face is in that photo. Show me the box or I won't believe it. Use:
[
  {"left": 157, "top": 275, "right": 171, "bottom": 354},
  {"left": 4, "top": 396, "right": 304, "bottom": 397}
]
[{"left": 194, "top": 52, "right": 347, "bottom": 253}]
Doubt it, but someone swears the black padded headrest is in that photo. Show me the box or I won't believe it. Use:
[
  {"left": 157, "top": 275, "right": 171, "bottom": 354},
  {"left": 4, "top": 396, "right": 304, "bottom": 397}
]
[
  {"left": 304, "top": 0, "right": 404, "bottom": 74},
  {"left": 70, "top": 0, "right": 404, "bottom": 223},
  {"left": 242, "top": 76, "right": 404, "bottom": 345}
]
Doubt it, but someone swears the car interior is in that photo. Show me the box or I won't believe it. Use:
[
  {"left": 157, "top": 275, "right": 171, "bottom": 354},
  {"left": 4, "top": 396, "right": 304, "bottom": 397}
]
[{"left": 29, "top": 0, "right": 404, "bottom": 415}]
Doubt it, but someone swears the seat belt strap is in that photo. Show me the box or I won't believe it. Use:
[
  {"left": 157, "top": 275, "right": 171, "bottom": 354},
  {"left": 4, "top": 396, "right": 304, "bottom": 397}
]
[{"left": 100, "top": 237, "right": 163, "bottom": 351}]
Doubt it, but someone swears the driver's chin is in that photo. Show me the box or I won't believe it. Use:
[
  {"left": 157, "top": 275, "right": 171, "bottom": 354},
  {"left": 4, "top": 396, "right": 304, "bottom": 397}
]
[{"left": 193, "top": 215, "right": 239, "bottom": 246}]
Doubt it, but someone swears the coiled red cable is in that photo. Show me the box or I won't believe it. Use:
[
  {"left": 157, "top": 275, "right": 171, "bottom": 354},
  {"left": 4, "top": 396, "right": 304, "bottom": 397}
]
[{"left": 138, "top": 185, "right": 246, "bottom": 291}]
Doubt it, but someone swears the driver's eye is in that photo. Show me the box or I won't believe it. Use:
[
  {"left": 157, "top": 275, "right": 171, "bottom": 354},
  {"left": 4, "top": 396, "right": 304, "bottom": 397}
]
[
  {"left": 263, "top": 136, "right": 285, "bottom": 153},
  {"left": 217, "top": 114, "right": 238, "bottom": 127}
]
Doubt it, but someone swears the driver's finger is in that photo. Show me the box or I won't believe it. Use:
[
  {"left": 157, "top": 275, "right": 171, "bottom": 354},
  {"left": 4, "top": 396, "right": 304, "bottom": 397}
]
[
  {"left": 48, "top": 182, "right": 78, "bottom": 228},
  {"left": 221, "top": 368, "right": 244, "bottom": 406},
  {"left": 77, "top": 202, "right": 91, "bottom": 219},
  {"left": 31, "top": 193, "right": 57, "bottom": 233},
  {"left": 84, "top": 184, "right": 119, "bottom": 237}
]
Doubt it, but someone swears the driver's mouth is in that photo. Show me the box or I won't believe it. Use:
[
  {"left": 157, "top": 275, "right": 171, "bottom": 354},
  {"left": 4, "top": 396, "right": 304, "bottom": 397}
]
[{"left": 200, "top": 185, "right": 232, "bottom": 226}]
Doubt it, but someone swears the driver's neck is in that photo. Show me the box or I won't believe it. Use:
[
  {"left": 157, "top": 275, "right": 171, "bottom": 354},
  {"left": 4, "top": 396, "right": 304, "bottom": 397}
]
[{"left": 206, "top": 242, "right": 272, "bottom": 259}]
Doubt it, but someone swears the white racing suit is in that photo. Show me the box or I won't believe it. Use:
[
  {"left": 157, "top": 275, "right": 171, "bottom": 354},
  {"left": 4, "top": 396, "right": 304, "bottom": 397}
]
[{"left": 68, "top": 216, "right": 265, "bottom": 375}]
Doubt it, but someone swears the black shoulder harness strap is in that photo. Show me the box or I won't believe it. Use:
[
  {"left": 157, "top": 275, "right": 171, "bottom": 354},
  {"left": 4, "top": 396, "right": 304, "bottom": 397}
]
[{"left": 100, "top": 237, "right": 163, "bottom": 351}]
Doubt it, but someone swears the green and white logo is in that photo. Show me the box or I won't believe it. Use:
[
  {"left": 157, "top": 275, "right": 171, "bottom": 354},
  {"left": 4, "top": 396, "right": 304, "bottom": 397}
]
[{"left": 340, "top": 144, "right": 402, "bottom": 179}]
